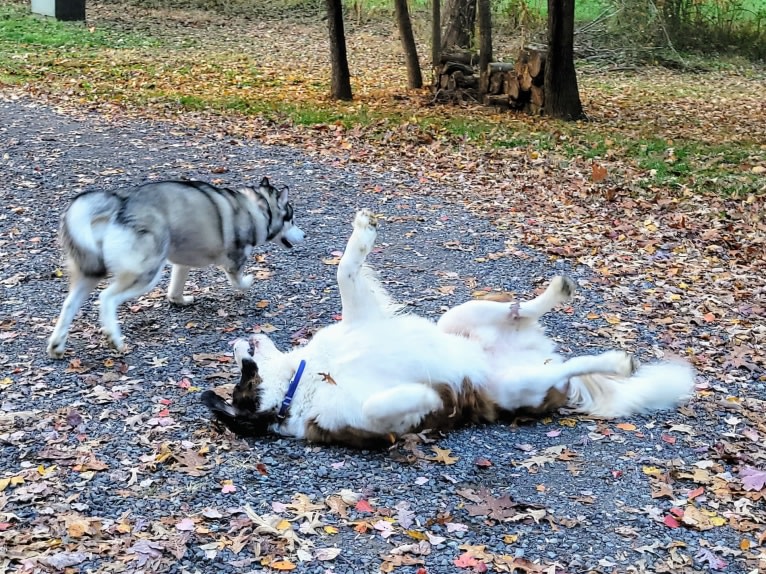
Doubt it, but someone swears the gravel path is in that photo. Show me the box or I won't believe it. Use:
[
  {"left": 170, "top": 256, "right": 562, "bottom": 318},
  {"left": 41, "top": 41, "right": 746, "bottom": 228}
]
[{"left": 0, "top": 97, "right": 752, "bottom": 574}]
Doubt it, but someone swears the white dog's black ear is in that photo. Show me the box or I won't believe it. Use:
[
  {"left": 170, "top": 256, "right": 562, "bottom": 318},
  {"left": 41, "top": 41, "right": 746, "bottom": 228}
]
[
  {"left": 201, "top": 390, "right": 238, "bottom": 418},
  {"left": 260, "top": 176, "right": 271, "bottom": 188}
]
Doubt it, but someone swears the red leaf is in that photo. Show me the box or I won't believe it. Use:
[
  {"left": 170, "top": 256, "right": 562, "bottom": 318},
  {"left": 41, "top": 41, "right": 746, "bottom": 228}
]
[
  {"left": 355, "top": 499, "right": 373, "bottom": 513},
  {"left": 687, "top": 486, "right": 705, "bottom": 500},
  {"left": 661, "top": 434, "right": 677, "bottom": 444},
  {"left": 664, "top": 514, "right": 681, "bottom": 528},
  {"left": 454, "top": 553, "right": 486, "bottom": 570}
]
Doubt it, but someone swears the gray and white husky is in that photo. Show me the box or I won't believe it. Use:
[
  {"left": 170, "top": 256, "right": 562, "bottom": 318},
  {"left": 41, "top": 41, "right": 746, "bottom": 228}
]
[{"left": 47, "top": 177, "right": 305, "bottom": 358}]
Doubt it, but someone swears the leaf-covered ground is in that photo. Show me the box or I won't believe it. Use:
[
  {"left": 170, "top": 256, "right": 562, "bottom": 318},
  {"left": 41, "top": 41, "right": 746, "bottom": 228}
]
[{"left": 1, "top": 2, "right": 765, "bottom": 573}]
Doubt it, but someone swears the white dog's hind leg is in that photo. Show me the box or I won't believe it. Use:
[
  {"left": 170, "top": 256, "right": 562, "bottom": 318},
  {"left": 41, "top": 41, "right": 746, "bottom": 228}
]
[
  {"left": 492, "top": 350, "right": 638, "bottom": 411},
  {"left": 47, "top": 274, "right": 100, "bottom": 358},
  {"left": 518, "top": 275, "right": 575, "bottom": 319},
  {"left": 361, "top": 384, "right": 443, "bottom": 430},
  {"left": 438, "top": 275, "right": 575, "bottom": 335},
  {"left": 167, "top": 264, "right": 195, "bottom": 305}
]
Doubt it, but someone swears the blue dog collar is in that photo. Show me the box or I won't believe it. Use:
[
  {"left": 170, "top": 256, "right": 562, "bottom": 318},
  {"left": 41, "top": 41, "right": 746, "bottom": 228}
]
[{"left": 277, "top": 360, "right": 306, "bottom": 419}]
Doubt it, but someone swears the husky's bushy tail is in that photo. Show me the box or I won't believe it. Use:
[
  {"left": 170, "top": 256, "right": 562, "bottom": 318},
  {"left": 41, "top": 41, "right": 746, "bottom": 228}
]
[
  {"left": 61, "top": 191, "right": 121, "bottom": 278},
  {"left": 567, "top": 360, "right": 695, "bottom": 418}
]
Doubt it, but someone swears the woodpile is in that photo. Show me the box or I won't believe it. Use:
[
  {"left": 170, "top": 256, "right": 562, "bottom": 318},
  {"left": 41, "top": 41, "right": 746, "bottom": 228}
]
[
  {"left": 433, "top": 51, "right": 480, "bottom": 104},
  {"left": 484, "top": 47, "right": 547, "bottom": 114},
  {"left": 433, "top": 47, "right": 547, "bottom": 115}
]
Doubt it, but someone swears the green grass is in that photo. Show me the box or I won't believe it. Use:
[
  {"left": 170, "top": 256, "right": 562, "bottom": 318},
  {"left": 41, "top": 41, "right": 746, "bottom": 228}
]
[{"left": 0, "top": 3, "right": 154, "bottom": 49}]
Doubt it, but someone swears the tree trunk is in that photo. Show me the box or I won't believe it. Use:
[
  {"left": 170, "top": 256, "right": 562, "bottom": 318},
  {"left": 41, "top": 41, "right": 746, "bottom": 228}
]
[
  {"left": 394, "top": 0, "right": 423, "bottom": 88},
  {"left": 544, "top": 0, "right": 584, "bottom": 120},
  {"left": 477, "top": 0, "right": 492, "bottom": 95},
  {"left": 432, "top": 0, "right": 441, "bottom": 69},
  {"left": 442, "top": 0, "right": 477, "bottom": 52},
  {"left": 326, "top": 0, "right": 352, "bottom": 100}
]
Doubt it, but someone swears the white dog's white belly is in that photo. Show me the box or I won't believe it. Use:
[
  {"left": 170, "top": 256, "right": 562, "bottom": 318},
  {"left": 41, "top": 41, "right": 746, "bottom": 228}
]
[{"left": 281, "top": 315, "right": 491, "bottom": 435}]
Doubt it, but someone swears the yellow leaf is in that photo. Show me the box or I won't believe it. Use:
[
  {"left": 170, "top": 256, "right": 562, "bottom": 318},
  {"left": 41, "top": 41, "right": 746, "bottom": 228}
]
[
  {"left": 276, "top": 519, "right": 291, "bottom": 531},
  {"left": 740, "top": 538, "right": 751, "bottom": 551},
  {"left": 255, "top": 300, "right": 269, "bottom": 309},
  {"left": 324, "top": 526, "right": 339, "bottom": 535},
  {"left": 604, "top": 314, "right": 621, "bottom": 325},
  {"left": 559, "top": 418, "right": 578, "bottom": 427},
  {"left": 642, "top": 466, "right": 662, "bottom": 476},
  {"left": 616, "top": 423, "right": 636, "bottom": 431},
  {"left": 406, "top": 530, "right": 428, "bottom": 540},
  {"left": 10, "top": 475, "right": 24, "bottom": 486},
  {"left": 0, "top": 477, "right": 10, "bottom": 491},
  {"left": 503, "top": 533, "right": 519, "bottom": 544},
  {"left": 269, "top": 560, "right": 297, "bottom": 571},
  {"left": 428, "top": 446, "right": 458, "bottom": 465},
  {"left": 0, "top": 377, "right": 12, "bottom": 387}
]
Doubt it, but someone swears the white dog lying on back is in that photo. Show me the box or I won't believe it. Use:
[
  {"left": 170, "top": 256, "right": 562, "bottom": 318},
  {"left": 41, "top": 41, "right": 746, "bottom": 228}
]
[{"left": 202, "top": 210, "right": 694, "bottom": 447}]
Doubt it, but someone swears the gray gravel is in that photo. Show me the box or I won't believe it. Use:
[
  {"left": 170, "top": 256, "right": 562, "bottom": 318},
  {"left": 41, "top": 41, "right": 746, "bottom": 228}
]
[{"left": 0, "top": 97, "right": 748, "bottom": 573}]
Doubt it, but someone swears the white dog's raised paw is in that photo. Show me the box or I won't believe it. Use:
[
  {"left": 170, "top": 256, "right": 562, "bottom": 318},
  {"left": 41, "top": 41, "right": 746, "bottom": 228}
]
[
  {"left": 354, "top": 209, "right": 377, "bottom": 230},
  {"left": 600, "top": 350, "right": 638, "bottom": 377},
  {"left": 551, "top": 275, "right": 576, "bottom": 300}
]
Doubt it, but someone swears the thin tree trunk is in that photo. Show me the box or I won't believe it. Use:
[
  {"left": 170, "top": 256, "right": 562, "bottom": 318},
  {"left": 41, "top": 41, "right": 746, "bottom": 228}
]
[
  {"left": 326, "top": 0, "right": 352, "bottom": 100},
  {"left": 432, "top": 0, "right": 441, "bottom": 68},
  {"left": 394, "top": 0, "right": 423, "bottom": 88},
  {"left": 544, "top": 0, "right": 583, "bottom": 120},
  {"left": 477, "top": 0, "right": 492, "bottom": 95}
]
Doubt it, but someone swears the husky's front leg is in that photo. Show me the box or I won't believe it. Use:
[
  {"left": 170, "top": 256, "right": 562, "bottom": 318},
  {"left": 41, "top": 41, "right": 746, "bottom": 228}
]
[
  {"left": 221, "top": 254, "right": 254, "bottom": 296},
  {"left": 167, "top": 264, "right": 196, "bottom": 305}
]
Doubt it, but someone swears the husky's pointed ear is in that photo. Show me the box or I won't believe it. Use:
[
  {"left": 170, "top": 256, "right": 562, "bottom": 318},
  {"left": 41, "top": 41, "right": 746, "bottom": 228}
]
[
  {"left": 278, "top": 186, "right": 290, "bottom": 208},
  {"left": 260, "top": 176, "right": 271, "bottom": 188}
]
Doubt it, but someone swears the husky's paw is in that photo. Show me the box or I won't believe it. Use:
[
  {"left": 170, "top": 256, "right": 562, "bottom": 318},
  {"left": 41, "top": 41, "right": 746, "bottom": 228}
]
[
  {"left": 168, "top": 294, "right": 195, "bottom": 306},
  {"left": 238, "top": 274, "right": 254, "bottom": 290},
  {"left": 101, "top": 329, "right": 126, "bottom": 353},
  {"left": 550, "top": 275, "right": 576, "bottom": 300},
  {"left": 47, "top": 337, "right": 66, "bottom": 359},
  {"left": 600, "top": 350, "right": 638, "bottom": 377}
]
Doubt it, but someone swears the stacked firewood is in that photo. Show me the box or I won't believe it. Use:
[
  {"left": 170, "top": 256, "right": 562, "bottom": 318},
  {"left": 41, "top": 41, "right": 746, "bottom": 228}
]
[
  {"left": 433, "top": 51, "right": 480, "bottom": 103},
  {"left": 484, "top": 47, "right": 546, "bottom": 113},
  {"left": 433, "top": 47, "right": 547, "bottom": 114}
]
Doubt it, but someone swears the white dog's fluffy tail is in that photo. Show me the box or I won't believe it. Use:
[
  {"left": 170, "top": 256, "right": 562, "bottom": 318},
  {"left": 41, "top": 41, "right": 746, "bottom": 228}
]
[{"left": 567, "top": 360, "right": 695, "bottom": 418}]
